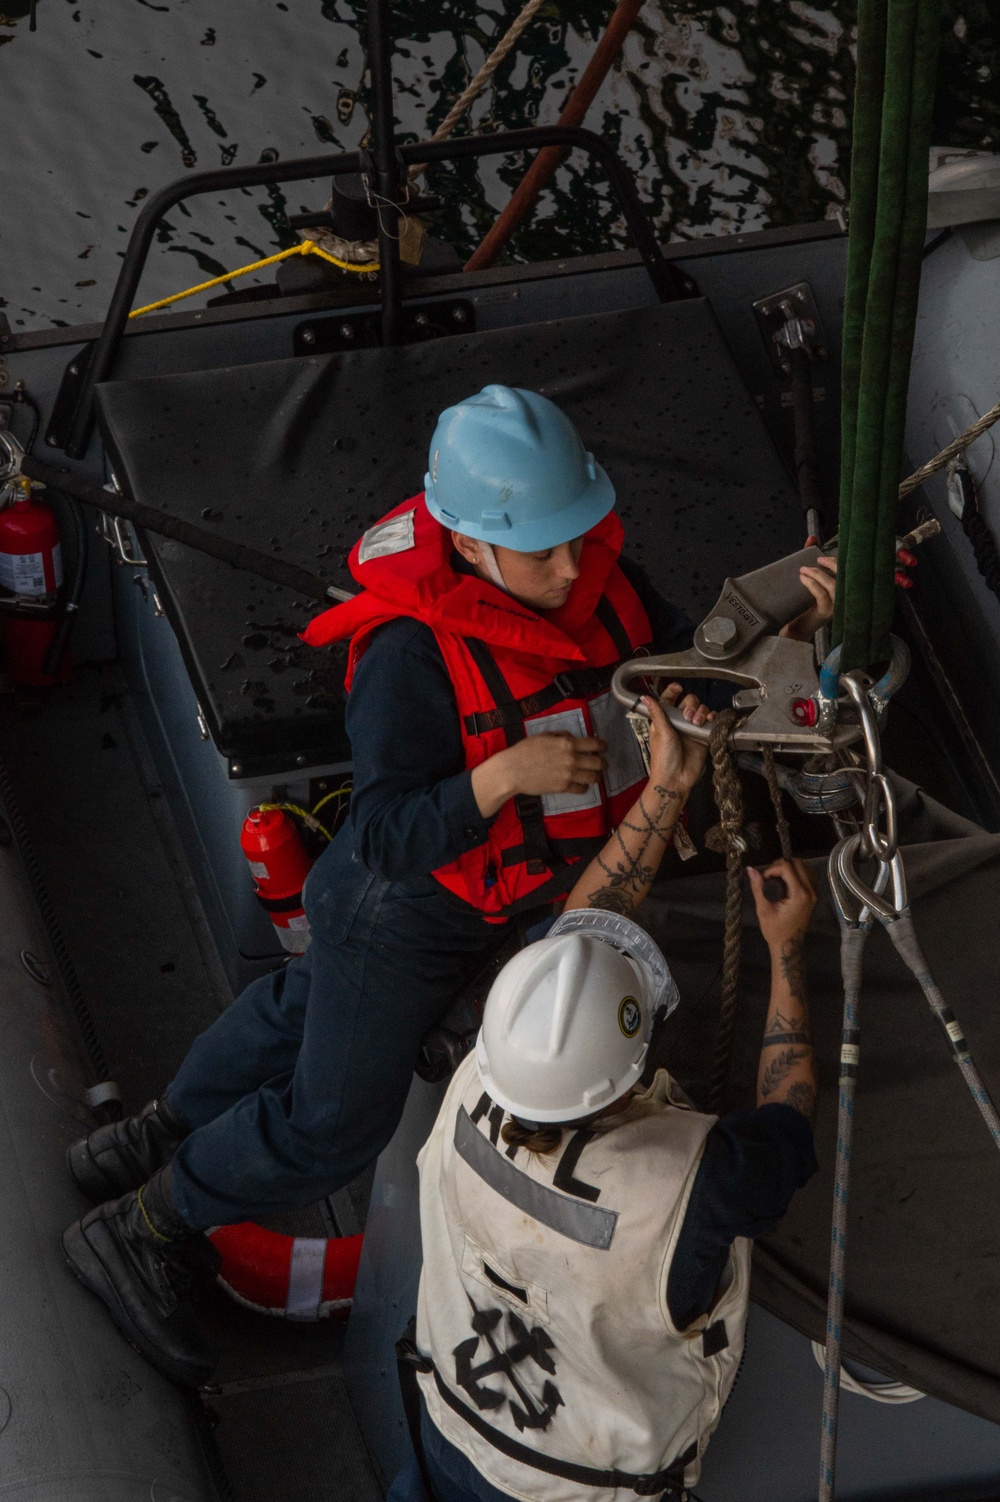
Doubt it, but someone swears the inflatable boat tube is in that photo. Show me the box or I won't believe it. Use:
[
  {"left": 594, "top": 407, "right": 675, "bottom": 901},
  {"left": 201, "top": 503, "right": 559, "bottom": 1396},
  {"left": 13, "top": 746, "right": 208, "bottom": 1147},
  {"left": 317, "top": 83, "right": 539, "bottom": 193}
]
[
  {"left": 210, "top": 1222, "right": 363, "bottom": 1320},
  {"left": 0, "top": 830, "right": 219, "bottom": 1501}
]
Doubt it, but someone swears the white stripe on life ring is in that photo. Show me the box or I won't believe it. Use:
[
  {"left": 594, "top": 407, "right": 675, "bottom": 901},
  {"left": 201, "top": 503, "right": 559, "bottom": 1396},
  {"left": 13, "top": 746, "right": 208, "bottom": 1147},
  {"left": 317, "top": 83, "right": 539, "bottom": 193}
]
[
  {"left": 287, "top": 1236, "right": 328, "bottom": 1321},
  {"left": 209, "top": 1221, "right": 363, "bottom": 1320}
]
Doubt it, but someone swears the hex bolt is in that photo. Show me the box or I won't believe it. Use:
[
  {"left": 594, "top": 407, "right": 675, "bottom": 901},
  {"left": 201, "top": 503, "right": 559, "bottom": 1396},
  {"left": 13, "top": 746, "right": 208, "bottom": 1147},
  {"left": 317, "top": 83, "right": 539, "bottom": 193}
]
[
  {"left": 339, "top": 324, "right": 355, "bottom": 339},
  {"left": 451, "top": 306, "right": 467, "bottom": 323},
  {"left": 702, "top": 615, "right": 738, "bottom": 648},
  {"left": 301, "top": 328, "right": 316, "bottom": 345}
]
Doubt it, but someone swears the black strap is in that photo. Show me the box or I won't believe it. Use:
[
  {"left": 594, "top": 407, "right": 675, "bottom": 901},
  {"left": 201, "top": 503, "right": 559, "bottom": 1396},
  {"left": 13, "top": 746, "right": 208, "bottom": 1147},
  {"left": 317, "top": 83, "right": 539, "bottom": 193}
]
[
  {"left": 462, "top": 638, "right": 528, "bottom": 748},
  {"left": 254, "top": 890, "right": 304, "bottom": 914},
  {"left": 432, "top": 1367, "right": 695, "bottom": 1495},
  {"left": 595, "top": 595, "right": 634, "bottom": 661},
  {"left": 461, "top": 638, "right": 557, "bottom": 872},
  {"left": 462, "top": 663, "right": 620, "bottom": 738},
  {"left": 489, "top": 862, "right": 587, "bottom": 917},
  {"left": 500, "top": 834, "right": 605, "bottom": 868},
  {"left": 396, "top": 1319, "right": 440, "bottom": 1501},
  {"left": 514, "top": 794, "right": 555, "bottom": 875}
]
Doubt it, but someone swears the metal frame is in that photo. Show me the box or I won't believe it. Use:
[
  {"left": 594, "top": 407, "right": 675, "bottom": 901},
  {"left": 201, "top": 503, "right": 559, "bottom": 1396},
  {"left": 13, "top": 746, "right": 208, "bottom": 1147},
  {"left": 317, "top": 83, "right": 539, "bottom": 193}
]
[
  {"left": 64, "top": 127, "right": 688, "bottom": 456},
  {"left": 2, "top": 222, "right": 845, "bottom": 358}
]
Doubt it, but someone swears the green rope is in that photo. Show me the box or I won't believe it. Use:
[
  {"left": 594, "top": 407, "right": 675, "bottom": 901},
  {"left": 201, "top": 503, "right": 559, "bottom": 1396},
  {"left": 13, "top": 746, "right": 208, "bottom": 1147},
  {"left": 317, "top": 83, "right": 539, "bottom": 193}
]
[{"left": 833, "top": 0, "right": 941, "bottom": 672}]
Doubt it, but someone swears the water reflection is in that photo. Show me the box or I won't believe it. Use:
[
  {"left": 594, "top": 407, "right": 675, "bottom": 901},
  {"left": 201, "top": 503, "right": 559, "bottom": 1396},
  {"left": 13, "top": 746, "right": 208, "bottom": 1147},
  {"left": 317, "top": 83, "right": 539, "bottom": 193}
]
[{"left": 0, "top": 0, "right": 994, "bottom": 330}]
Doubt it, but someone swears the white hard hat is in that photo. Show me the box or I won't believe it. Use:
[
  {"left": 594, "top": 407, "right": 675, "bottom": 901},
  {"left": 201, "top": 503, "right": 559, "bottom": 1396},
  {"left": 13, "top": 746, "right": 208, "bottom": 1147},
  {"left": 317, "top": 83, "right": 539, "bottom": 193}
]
[{"left": 476, "top": 912, "right": 678, "bottom": 1124}]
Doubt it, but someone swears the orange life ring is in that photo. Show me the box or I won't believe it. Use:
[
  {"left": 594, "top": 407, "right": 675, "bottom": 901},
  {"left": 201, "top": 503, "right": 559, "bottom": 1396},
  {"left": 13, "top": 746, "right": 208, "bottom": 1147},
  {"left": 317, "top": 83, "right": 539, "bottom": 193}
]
[{"left": 209, "top": 1222, "right": 363, "bottom": 1320}]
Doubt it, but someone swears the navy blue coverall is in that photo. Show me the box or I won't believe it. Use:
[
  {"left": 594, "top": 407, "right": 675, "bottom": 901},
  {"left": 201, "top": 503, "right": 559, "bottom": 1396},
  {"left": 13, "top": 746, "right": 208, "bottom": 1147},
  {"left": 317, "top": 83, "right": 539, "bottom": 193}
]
[{"left": 165, "top": 561, "right": 715, "bottom": 1229}]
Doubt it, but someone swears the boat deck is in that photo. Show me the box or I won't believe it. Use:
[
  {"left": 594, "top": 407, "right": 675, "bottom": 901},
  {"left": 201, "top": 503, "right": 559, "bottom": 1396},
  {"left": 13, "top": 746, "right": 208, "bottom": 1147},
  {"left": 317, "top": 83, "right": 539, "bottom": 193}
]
[{"left": 0, "top": 663, "right": 381, "bottom": 1502}]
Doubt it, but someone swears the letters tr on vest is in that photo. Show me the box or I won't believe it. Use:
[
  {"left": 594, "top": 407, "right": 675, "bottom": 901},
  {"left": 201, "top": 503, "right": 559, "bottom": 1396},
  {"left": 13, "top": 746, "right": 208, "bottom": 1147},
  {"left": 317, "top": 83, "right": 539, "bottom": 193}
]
[
  {"left": 414, "top": 1055, "right": 752, "bottom": 1502},
  {"left": 304, "top": 496, "right": 654, "bottom": 919}
]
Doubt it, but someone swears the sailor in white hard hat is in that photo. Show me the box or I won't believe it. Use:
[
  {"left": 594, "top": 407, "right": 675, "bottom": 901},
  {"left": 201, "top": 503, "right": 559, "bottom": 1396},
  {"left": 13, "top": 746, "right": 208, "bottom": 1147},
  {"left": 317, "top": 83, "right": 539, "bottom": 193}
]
[{"left": 393, "top": 693, "right": 819, "bottom": 1502}]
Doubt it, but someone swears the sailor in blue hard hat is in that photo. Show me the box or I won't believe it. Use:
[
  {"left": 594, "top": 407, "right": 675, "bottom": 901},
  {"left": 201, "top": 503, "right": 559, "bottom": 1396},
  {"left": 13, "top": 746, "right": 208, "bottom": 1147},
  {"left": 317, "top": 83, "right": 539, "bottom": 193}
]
[
  {"left": 425, "top": 381, "right": 616, "bottom": 555},
  {"left": 62, "top": 385, "right": 834, "bottom": 1387}
]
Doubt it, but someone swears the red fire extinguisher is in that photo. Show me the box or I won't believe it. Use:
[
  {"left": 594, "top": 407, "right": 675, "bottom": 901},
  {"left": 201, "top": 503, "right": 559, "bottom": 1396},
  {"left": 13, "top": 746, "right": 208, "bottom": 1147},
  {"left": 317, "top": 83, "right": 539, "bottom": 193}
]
[
  {"left": 240, "top": 807, "right": 313, "bottom": 953},
  {"left": 0, "top": 478, "right": 69, "bottom": 687}
]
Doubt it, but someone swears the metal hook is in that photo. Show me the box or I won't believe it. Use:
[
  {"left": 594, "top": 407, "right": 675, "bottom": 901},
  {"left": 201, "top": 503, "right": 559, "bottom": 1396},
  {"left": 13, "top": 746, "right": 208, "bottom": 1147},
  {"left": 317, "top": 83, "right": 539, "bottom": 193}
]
[
  {"left": 833, "top": 833, "right": 906, "bottom": 922},
  {"left": 828, "top": 833, "right": 893, "bottom": 927}
]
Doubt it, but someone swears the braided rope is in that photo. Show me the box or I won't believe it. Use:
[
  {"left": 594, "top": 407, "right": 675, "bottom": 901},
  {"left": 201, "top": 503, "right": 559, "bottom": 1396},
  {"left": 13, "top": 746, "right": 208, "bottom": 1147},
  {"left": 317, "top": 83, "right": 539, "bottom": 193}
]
[
  {"left": 820, "top": 922, "right": 868, "bottom": 1501},
  {"left": 705, "top": 711, "right": 748, "bottom": 1114},
  {"left": 898, "top": 396, "right": 1000, "bottom": 498},
  {"left": 963, "top": 502, "right": 1000, "bottom": 599},
  {"left": 761, "top": 746, "right": 793, "bottom": 861},
  {"left": 407, "top": 0, "right": 548, "bottom": 181}
]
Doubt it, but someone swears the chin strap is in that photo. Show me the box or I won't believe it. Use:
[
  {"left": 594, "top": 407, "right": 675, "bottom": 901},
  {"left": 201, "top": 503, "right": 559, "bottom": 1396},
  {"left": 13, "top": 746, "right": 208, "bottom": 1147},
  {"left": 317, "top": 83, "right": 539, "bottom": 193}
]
[{"left": 477, "top": 541, "right": 510, "bottom": 593}]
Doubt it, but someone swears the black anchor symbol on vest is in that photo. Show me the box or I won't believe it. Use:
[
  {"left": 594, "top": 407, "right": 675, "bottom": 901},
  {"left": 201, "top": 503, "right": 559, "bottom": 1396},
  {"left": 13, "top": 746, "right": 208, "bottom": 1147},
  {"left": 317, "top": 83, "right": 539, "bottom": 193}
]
[{"left": 454, "top": 1304, "right": 564, "bottom": 1432}]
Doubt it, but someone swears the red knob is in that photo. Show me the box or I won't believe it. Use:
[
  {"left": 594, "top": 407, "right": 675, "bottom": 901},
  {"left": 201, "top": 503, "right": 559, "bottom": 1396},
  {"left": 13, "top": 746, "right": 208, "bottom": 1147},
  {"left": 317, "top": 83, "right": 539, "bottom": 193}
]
[{"left": 789, "top": 697, "right": 818, "bottom": 727}]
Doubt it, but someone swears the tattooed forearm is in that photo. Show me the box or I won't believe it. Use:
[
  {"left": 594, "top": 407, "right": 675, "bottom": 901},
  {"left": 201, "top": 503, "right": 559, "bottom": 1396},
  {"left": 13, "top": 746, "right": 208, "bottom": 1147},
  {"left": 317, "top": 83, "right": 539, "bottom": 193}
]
[
  {"left": 779, "top": 939, "right": 808, "bottom": 1003},
  {"left": 591, "top": 850, "right": 658, "bottom": 916},
  {"left": 759, "top": 1046, "right": 813, "bottom": 1099},
  {"left": 565, "top": 775, "right": 687, "bottom": 917},
  {"left": 589, "top": 790, "right": 685, "bottom": 915},
  {"left": 586, "top": 888, "right": 635, "bottom": 916},
  {"left": 763, "top": 1009, "right": 811, "bottom": 1047},
  {"left": 784, "top": 1080, "right": 817, "bottom": 1124},
  {"left": 758, "top": 932, "right": 817, "bottom": 1117}
]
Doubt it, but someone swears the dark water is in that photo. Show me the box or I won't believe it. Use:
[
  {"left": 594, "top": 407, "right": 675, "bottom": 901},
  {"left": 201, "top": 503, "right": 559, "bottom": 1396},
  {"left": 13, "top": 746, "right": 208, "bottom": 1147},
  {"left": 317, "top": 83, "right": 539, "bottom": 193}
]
[{"left": 0, "top": 0, "right": 996, "bottom": 331}]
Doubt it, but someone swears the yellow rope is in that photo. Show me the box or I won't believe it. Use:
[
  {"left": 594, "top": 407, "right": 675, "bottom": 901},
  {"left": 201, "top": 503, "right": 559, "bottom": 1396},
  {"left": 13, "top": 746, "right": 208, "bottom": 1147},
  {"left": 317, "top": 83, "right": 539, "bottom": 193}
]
[
  {"left": 257, "top": 801, "right": 333, "bottom": 842},
  {"left": 312, "top": 783, "right": 352, "bottom": 818},
  {"left": 128, "top": 238, "right": 380, "bottom": 319}
]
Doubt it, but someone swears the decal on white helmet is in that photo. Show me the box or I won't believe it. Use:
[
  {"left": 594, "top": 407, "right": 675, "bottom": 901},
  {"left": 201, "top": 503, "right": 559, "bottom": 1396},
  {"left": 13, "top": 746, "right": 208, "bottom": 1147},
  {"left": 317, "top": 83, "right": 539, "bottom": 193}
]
[
  {"left": 618, "top": 997, "right": 641, "bottom": 1038},
  {"left": 358, "top": 508, "right": 416, "bottom": 564}
]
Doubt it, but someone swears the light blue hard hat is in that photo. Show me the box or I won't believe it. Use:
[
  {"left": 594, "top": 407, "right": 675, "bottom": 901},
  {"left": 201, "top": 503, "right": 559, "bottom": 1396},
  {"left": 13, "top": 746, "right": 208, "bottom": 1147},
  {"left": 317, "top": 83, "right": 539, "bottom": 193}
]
[{"left": 424, "top": 384, "right": 615, "bottom": 552}]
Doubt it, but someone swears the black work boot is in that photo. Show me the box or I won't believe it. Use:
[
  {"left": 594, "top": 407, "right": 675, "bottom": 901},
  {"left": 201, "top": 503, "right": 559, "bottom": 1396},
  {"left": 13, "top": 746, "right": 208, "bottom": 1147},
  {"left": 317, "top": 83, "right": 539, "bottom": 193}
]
[
  {"left": 61, "top": 1164, "right": 219, "bottom": 1387},
  {"left": 67, "top": 1096, "right": 189, "bottom": 1202}
]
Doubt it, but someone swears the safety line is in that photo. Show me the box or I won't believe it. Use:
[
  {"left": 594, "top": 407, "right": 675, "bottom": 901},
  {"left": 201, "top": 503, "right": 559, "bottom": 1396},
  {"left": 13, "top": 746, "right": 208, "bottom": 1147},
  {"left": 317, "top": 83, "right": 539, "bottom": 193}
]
[
  {"left": 898, "top": 397, "right": 1000, "bottom": 498},
  {"left": 819, "top": 920, "right": 869, "bottom": 1502},
  {"left": 407, "top": 0, "right": 548, "bottom": 182},
  {"left": 128, "top": 238, "right": 379, "bottom": 319}
]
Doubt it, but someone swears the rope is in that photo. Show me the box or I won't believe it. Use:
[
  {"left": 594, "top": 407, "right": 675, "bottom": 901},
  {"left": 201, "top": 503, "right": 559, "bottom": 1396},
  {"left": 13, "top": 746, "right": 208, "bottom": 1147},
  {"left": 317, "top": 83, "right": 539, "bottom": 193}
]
[
  {"left": 760, "top": 747, "right": 793, "bottom": 861},
  {"left": 704, "top": 710, "right": 747, "bottom": 1114},
  {"left": 832, "top": 0, "right": 940, "bottom": 673},
  {"left": 820, "top": 922, "right": 869, "bottom": 1502},
  {"left": 962, "top": 497, "right": 1000, "bottom": 599},
  {"left": 312, "top": 783, "right": 352, "bottom": 818},
  {"left": 882, "top": 911, "right": 1000, "bottom": 1151},
  {"left": 257, "top": 802, "right": 332, "bottom": 843},
  {"left": 898, "top": 397, "right": 1000, "bottom": 498},
  {"left": 127, "top": 238, "right": 379, "bottom": 319},
  {"left": 407, "top": 0, "right": 548, "bottom": 182}
]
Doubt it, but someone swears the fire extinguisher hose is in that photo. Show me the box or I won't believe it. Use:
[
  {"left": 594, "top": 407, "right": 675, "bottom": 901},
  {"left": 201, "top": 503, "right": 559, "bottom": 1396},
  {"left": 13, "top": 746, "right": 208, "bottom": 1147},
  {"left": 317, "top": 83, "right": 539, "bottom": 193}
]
[
  {"left": 42, "top": 493, "right": 89, "bottom": 679},
  {"left": 19, "top": 454, "right": 351, "bottom": 605}
]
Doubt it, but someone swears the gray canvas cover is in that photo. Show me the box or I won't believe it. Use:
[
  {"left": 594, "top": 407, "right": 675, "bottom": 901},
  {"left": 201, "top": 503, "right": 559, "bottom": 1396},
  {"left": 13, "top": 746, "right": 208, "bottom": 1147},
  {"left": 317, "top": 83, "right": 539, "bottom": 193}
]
[{"left": 642, "top": 779, "right": 1000, "bottom": 1422}]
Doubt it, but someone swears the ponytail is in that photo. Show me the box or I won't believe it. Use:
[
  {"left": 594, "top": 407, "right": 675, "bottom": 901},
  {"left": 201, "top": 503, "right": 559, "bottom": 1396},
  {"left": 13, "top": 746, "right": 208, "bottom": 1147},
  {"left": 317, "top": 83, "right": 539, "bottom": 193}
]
[{"left": 500, "top": 1117, "right": 563, "bottom": 1156}]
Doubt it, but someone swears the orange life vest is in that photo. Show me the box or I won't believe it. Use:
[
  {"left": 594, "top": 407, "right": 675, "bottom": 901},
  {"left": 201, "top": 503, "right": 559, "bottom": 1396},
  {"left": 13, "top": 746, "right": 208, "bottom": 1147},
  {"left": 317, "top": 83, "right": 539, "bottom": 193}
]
[{"left": 303, "top": 495, "right": 652, "bottom": 920}]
